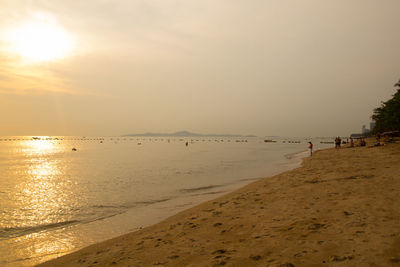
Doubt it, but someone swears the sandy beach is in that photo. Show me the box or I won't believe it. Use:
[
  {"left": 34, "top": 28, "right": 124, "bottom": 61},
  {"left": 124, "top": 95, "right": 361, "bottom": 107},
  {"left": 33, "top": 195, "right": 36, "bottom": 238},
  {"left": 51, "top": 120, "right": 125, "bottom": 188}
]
[{"left": 39, "top": 142, "right": 400, "bottom": 266}]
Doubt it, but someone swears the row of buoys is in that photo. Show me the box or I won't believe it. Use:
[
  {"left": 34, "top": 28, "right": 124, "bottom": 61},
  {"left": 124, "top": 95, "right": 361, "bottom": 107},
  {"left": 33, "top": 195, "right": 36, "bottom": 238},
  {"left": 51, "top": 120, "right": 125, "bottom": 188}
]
[
  {"left": 0, "top": 138, "right": 332, "bottom": 145},
  {"left": 0, "top": 138, "right": 304, "bottom": 143}
]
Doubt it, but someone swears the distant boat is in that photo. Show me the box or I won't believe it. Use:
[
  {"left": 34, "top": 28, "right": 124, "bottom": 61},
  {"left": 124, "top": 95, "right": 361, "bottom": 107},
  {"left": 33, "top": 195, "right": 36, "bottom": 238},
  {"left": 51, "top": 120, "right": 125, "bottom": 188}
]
[{"left": 264, "top": 140, "right": 277, "bottom": 143}]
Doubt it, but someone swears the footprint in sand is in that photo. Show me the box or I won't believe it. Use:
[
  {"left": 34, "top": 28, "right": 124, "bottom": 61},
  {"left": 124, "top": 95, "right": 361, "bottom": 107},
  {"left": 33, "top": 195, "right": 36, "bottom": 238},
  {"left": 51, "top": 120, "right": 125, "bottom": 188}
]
[
  {"left": 250, "top": 255, "right": 262, "bottom": 261},
  {"left": 212, "top": 249, "right": 227, "bottom": 255},
  {"left": 308, "top": 223, "right": 325, "bottom": 230}
]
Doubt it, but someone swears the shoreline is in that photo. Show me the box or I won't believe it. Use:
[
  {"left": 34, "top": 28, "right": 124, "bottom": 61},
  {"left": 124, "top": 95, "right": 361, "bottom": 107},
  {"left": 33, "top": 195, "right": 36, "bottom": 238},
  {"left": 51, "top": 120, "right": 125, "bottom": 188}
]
[{"left": 39, "top": 143, "right": 400, "bottom": 266}]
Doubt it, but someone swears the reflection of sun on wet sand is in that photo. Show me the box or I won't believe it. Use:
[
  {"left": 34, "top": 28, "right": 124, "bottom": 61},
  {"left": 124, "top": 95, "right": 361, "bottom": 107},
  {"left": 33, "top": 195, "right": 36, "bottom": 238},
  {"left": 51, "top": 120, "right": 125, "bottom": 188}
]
[{"left": 39, "top": 142, "right": 400, "bottom": 266}]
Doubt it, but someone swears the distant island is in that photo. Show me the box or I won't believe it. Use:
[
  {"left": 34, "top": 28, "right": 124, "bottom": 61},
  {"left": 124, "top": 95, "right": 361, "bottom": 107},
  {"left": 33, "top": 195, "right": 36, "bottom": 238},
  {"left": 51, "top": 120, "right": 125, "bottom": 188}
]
[{"left": 122, "top": 131, "right": 257, "bottom": 138}]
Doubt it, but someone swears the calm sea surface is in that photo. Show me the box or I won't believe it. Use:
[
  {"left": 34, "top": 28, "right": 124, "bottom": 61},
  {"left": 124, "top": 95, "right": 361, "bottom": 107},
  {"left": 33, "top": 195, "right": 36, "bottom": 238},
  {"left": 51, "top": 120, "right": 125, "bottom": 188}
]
[{"left": 0, "top": 136, "right": 332, "bottom": 266}]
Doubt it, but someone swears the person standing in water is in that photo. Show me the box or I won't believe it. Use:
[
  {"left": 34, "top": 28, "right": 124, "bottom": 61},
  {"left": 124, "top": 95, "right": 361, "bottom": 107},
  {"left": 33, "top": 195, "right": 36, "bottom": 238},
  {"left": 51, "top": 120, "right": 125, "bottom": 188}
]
[{"left": 308, "top": 142, "right": 313, "bottom": 156}]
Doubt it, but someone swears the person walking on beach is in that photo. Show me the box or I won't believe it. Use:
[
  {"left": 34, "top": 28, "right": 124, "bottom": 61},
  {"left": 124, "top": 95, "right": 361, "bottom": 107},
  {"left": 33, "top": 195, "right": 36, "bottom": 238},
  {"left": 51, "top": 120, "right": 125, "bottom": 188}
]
[
  {"left": 308, "top": 142, "right": 313, "bottom": 156},
  {"left": 335, "top": 137, "right": 341, "bottom": 148}
]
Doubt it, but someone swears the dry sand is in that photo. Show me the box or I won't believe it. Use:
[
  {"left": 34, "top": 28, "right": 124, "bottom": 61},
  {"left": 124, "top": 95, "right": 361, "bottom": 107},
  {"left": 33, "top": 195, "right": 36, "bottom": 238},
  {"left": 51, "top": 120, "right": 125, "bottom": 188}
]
[{"left": 39, "top": 143, "right": 400, "bottom": 266}]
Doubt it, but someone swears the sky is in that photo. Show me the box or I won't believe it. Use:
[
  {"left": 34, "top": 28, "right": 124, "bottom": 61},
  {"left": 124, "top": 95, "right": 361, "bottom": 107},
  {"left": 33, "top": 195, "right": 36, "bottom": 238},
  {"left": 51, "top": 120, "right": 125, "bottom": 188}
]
[{"left": 0, "top": 0, "right": 399, "bottom": 137}]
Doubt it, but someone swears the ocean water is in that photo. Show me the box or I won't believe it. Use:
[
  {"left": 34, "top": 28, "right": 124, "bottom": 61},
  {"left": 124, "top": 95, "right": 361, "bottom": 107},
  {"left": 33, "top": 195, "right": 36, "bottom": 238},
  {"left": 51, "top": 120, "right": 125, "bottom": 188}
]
[{"left": 0, "top": 136, "right": 332, "bottom": 266}]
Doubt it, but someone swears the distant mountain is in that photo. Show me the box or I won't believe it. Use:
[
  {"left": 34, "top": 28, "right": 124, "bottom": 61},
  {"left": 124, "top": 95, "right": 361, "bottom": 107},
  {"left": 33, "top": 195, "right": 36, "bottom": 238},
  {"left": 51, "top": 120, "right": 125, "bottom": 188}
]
[{"left": 122, "top": 131, "right": 256, "bottom": 137}]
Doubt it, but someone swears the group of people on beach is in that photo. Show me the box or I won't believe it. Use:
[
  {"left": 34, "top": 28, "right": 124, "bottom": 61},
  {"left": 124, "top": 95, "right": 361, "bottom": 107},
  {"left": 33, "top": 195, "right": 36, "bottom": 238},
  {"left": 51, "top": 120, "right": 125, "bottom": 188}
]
[
  {"left": 308, "top": 135, "right": 364, "bottom": 156},
  {"left": 307, "top": 133, "right": 396, "bottom": 158},
  {"left": 349, "top": 137, "right": 366, "bottom": 147},
  {"left": 338, "top": 136, "right": 367, "bottom": 148}
]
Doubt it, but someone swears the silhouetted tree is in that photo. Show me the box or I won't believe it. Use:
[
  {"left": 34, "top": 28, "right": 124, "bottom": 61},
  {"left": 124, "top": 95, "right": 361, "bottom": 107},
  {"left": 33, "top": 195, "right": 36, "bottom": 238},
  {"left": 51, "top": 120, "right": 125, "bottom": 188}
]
[{"left": 371, "top": 79, "right": 400, "bottom": 133}]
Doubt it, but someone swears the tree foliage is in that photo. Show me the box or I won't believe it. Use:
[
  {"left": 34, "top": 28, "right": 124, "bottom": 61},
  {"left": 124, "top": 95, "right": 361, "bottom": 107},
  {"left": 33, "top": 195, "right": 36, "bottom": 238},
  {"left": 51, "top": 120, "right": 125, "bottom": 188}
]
[{"left": 371, "top": 80, "right": 400, "bottom": 133}]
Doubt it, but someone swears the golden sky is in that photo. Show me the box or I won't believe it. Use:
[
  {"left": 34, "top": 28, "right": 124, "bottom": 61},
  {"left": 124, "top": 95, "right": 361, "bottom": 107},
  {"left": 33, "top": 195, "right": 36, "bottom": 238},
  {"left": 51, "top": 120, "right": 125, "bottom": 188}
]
[{"left": 0, "top": 0, "right": 399, "bottom": 136}]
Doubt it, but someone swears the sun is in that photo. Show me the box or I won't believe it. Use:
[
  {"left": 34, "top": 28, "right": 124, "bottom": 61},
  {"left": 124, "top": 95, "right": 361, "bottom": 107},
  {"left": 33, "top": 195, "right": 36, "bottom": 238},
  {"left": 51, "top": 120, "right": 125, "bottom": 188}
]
[{"left": 6, "top": 20, "right": 74, "bottom": 62}]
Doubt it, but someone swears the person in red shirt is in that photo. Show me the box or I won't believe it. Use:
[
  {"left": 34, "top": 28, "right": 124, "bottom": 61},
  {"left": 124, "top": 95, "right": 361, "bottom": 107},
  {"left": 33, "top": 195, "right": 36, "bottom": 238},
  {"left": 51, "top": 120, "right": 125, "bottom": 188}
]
[{"left": 308, "top": 142, "right": 313, "bottom": 156}]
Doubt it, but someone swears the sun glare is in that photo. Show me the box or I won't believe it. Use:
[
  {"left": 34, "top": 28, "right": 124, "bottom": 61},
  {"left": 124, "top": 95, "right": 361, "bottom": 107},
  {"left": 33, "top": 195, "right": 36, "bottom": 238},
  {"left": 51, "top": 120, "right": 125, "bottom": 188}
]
[{"left": 6, "top": 20, "right": 74, "bottom": 62}]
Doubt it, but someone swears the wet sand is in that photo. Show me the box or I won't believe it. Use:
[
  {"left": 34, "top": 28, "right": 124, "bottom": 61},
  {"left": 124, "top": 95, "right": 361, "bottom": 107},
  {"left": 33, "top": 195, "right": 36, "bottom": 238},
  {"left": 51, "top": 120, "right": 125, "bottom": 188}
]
[{"left": 39, "top": 143, "right": 400, "bottom": 266}]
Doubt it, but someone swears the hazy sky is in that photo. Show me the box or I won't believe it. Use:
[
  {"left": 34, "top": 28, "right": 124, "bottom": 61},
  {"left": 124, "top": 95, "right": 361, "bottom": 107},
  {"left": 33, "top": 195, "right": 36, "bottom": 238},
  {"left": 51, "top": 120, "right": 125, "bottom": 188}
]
[{"left": 0, "top": 0, "right": 399, "bottom": 137}]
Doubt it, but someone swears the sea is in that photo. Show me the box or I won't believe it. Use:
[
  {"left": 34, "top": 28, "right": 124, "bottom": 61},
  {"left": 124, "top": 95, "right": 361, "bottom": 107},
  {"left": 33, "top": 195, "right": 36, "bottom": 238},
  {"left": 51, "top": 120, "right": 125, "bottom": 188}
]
[{"left": 0, "top": 136, "right": 333, "bottom": 266}]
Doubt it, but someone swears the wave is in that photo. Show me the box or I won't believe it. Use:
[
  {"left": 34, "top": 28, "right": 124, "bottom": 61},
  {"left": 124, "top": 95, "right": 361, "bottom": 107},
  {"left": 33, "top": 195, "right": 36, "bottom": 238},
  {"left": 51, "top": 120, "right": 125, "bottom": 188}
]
[
  {"left": 1, "top": 198, "right": 175, "bottom": 240},
  {"left": 179, "top": 184, "right": 224, "bottom": 193},
  {"left": 191, "top": 190, "right": 227, "bottom": 197},
  {"left": 284, "top": 150, "right": 308, "bottom": 159},
  {"left": 134, "top": 198, "right": 171, "bottom": 205},
  {"left": 0, "top": 220, "right": 79, "bottom": 239},
  {"left": 90, "top": 198, "right": 172, "bottom": 211}
]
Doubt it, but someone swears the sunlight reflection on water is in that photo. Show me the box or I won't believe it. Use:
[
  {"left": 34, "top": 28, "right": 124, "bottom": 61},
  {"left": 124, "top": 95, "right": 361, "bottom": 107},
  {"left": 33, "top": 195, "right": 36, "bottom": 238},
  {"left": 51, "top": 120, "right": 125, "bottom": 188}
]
[
  {"left": 19, "top": 160, "right": 63, "bottom": 224},
  {"left": 1, "top": 137, "right": 81, "bottom": 266},
  {"left": 21, "top": 139, "right": 61, "bottom": 156}
]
